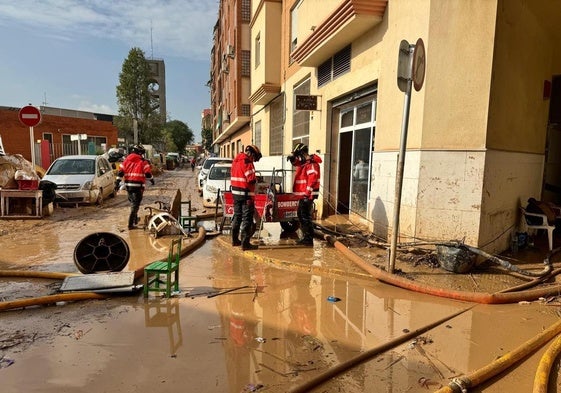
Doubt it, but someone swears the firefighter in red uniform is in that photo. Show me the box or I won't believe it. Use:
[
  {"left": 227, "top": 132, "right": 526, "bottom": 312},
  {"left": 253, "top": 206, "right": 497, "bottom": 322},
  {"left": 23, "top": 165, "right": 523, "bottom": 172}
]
[
  {"left": 287, "top": 143, "right": 322, "bottom": 246},
  {"left": 230, "top": 145, "right": 262, "bottom": 250},
  {"left": 116, "top": 144, "right": 154, "bottom": 229}
]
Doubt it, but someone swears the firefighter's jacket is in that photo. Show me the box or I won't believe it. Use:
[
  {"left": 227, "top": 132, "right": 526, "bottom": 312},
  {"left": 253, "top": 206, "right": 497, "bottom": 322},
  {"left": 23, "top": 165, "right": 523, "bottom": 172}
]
[
  {"left": 117, "top": 153, "right": 153, "bottom": 189},
  {"left": 292, "top": 154, "right": 322, "bottom": 199},
  {"left": 231, "top": 152, "right": 257, "bottom": 200}
]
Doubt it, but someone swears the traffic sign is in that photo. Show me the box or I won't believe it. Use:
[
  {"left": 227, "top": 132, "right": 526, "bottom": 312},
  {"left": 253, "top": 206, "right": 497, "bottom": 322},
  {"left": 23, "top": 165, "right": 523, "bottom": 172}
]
[
  {"left": 412, "top": 38, "right": 426, "bottom": 91},
  {"left": 18, "top": 105, "right": 42, "bottom": 127}
]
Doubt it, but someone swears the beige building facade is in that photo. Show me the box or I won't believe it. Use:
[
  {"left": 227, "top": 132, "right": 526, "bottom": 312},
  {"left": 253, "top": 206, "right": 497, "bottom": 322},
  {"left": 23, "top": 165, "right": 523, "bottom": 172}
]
[{"left": 222, "top": 0, "right": 561, "bottom": 253}]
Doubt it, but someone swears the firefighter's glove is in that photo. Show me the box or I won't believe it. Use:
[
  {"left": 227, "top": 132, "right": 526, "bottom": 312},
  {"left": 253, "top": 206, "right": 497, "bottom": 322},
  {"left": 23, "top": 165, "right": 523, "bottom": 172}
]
[
  {"left": 287, "top": 154, "right": 294, "bottom": 163},
  {"left": 150, "top": 178, "right": 155, "bottom": 185}
]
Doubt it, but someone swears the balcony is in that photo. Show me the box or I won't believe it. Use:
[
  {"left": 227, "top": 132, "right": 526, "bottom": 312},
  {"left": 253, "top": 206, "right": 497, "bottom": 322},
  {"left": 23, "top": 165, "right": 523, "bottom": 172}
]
[{"left": 291, "top": 0, "right": 387, "bottom": 67}]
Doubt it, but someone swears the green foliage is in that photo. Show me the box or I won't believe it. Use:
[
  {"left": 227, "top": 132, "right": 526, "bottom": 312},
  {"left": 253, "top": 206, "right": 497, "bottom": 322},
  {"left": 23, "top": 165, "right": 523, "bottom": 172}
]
[
  {"left": 163, "top": 120, "right": 194, "bottom": 153},
  {"left": 201, "top": 127, "right": 213, "bottom": 152},
  {"left": 116, "top": 47, "right": 164, "bottom": 146}
]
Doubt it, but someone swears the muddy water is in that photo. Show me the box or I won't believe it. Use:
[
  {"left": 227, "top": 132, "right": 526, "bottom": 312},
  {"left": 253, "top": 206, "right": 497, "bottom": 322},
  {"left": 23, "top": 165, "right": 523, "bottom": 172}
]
[
  {"left": 2, "top": 169, "right": 561, "bottom": 392},
  {"left": 3, "top": 236, "right": 560, "bottom": 392}
]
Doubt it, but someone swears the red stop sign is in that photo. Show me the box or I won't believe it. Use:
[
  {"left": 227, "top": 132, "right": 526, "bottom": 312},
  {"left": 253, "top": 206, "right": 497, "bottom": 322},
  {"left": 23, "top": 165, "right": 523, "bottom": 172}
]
[{"left": 18, "top": 105, "right": 42, "bottom": 127}]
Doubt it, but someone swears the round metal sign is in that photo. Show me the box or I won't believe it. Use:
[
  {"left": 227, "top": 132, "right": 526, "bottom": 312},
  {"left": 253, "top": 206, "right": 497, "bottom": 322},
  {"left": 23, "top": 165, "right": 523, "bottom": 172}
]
[
  {"left": 412, "top": 38, "right": 426, "bottom": 92},
  {"left": 18, "top": 105, "right": 42, "bottom": 127}
]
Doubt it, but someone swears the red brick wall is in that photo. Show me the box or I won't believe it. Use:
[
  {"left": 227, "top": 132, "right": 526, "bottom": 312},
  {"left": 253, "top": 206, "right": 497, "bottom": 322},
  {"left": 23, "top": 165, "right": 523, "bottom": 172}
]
[{"left": 0, "top": 107, "right": 118, "bottom": 161}]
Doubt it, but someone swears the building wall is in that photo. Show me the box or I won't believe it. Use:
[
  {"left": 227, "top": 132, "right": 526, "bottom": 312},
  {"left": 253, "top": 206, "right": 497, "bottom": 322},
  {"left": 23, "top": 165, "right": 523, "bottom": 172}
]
[
  {"left": 247, "top": 0, "right": 561, "bottom": 251},
  {"left": 0, "top": 106, "right": 118, "bottom": 168}
]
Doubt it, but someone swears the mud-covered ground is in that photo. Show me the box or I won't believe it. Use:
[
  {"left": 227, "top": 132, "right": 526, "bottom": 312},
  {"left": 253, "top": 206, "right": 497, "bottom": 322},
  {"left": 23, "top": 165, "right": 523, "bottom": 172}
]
[{"left": 2, "top": 168, "right": 561, "bottom": 392}]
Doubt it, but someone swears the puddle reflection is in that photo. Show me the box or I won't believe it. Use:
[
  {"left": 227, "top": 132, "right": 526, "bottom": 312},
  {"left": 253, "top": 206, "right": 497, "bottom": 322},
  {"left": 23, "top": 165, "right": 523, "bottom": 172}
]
[
  {"left": 208, "top": 244, "right": 468, "bottom": 392},
  {"left": 144, "top": 298, "right": 183, "bottom": 356}
]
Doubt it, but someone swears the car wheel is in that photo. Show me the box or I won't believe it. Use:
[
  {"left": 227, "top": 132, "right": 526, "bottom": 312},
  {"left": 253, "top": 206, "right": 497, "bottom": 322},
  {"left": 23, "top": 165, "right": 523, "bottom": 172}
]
[
  {"left": 95, "top": 189, "right": 104, "bottom": 206},
  {"left": 109, "top": 185, "right": 116, "bottom": 198}
]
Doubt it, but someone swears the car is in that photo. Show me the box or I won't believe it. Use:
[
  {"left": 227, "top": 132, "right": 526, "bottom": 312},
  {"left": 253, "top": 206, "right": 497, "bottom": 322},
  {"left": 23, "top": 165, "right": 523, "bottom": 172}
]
[
  {"left": 42, "top": 155, "right": 116, "bottom": 206},
  {"left": 202, "top": 162, "right": 232, "bottom": 207},
  {"left": 197, "top": 156, "right": 233, "bottom": 195}
]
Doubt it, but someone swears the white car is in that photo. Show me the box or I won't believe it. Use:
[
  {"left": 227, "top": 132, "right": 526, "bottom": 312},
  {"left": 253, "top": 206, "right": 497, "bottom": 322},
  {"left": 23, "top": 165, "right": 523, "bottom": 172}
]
[
  {"left": 42, "top": 155, "right": 116, "bottom": 206},
  {"left": 197, "top": 157, "right": 233, "bottom": 195},
  {"left": 202, "top": 162, "right": 232, "bottom": 207}
]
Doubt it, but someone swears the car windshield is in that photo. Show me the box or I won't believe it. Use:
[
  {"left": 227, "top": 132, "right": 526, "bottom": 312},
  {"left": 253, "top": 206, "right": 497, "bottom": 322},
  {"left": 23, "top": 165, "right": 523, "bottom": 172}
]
[
  {"left": 48, "top": 159, "right": 95, "bottom": 175},
  {"left": 209, "top": 166, "right": 231, "bottom": 180},
  {"left": 203, "top": 159, "right": 230, "bottom": 170}
]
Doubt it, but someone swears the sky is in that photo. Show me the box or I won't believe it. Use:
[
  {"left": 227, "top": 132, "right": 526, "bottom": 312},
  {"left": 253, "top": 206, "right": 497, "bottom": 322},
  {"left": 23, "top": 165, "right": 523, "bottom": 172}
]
[{"left": 0, "top": 0, "right": 218, "bottom": 140}]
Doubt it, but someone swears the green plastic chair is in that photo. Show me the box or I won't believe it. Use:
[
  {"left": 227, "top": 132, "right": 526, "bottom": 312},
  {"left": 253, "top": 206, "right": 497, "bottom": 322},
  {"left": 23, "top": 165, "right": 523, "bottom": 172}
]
[{"left": 143, "top": 238, "right": 182, "bottom": 297}]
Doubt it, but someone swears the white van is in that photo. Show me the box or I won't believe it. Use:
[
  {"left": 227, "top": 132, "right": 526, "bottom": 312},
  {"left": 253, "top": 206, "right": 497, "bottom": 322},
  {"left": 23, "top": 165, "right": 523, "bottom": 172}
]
[
  {"left": 197, "top": 157, "right": 233, "bottom": 195},
  {"left": 202, "top": 162, "right": 232, "bottom": 207}
]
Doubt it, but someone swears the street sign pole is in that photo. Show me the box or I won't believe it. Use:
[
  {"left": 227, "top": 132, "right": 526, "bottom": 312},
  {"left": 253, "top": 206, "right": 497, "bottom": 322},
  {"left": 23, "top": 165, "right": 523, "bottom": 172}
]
[
  {"left": 388, "top": 39, "right": 426, "bottom": 274},
  {"left": 29, "top": 126, "right": 36, "bottom": 168},
  {"left": 389, "top": 41, "right": 414, "bottom": 274}
]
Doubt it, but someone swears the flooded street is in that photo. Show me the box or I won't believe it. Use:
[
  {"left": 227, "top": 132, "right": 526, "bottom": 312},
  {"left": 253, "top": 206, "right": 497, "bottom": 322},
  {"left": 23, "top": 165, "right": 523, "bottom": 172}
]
[{"left": 1, "top": 169, "right": 561, "bottom": 392}]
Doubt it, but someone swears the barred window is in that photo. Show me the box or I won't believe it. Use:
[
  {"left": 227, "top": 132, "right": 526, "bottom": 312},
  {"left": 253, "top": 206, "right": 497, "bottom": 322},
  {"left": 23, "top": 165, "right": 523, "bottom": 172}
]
[
  {"left": 241, "top": 104, "right": 250, "bottom": 116},
  {"left": 317, "top": 45, "right": 351, "bottom": 87},
  {"left": 254, "top": 120, "right": 261, "bottom": 150},
  {"left": 241, "top": 50, "right": 251, "bottom": 76},
  {"left": 241, "top": 0, "right": 251, "bottom": 23},
  {"left": 293, "top": 78, "right": 310, "bottom": 143},
  {"left": 269, "top": 94, "right": 284, "bottom": 155},
  {"left": 255, "top": 33, "right": 261, "bottom": 68}
]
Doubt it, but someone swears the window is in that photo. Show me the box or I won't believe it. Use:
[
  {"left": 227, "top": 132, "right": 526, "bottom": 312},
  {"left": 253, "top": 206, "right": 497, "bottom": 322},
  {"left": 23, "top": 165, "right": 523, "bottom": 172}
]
[
  {"left": 255, "top": 33, "right": 261, "bottom": 68},
  {"left": 241, "top": 104, "right": 250, "bottom": 116},
  {"left": 290, "top": 1, "right": 302, "bottom": 53},
  {"left": 317, "top": 45, "right": 351, "bottom": 87},
  {"left": 241, "top": 0, "right": 250, "bottom": 23},
  {"left": 254, "top": 120, "right": 262, "bottom": 150},
  {"left": 269, "top": 94, "right": 284, "bottom": 155},
  {"left": 292, "top": 78, "right": 310, "bottom": 145},
  {"left": 241, "top": 50, "right": 251, "bottom": 76}
]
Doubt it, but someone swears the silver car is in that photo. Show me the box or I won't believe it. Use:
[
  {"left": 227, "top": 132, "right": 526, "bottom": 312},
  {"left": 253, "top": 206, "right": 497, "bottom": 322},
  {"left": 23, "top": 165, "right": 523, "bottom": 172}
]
[{"left": 42, "top": 155, "right": 116, "bottom": 206}]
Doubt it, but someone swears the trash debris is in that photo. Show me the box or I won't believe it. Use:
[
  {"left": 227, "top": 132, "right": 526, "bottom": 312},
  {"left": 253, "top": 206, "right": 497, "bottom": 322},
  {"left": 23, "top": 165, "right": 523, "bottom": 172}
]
[
  {"left": 255, "top": 337, "right": 266, "bottom": 343},
  {"left": 243, "top": 383, "right": 264, "bottom": 392},
  {"left": 0, "top": 356, "right": 15, "bottom": 368},
  {"left": 327, "top": 296, "right": 341, "bottom": 302}
]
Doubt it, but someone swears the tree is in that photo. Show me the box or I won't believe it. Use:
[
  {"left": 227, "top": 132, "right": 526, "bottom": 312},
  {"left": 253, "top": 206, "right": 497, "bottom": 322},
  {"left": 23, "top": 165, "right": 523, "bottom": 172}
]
[
  {"left": 116, "top": 47, "right": 165, "bottom": 146},
  {"left": 163, "top": 120, "right": 194, "bottom": 153},
  {"left": 201, "top": 127, "right": 213, "bottom": 153}
]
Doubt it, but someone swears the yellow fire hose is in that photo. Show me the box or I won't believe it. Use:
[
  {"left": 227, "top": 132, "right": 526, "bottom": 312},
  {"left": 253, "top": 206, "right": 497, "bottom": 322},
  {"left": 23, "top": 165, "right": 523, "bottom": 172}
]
[
  {"left": 532, "top": 334, "right": 561, "bottom": 393},
  {"left": 435, "top": 318, "right": 561, "bottom": 393},
  {"left": 289, "top": 306, "right": 474, "bottom": 393},
  {"left": 0, "top": 226, "right": 206, "bottom": 312}
]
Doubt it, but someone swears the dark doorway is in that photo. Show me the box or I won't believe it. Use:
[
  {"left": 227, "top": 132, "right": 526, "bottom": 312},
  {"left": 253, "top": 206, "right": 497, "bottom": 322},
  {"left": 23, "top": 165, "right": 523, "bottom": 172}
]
[{"left": 337, "top": 132, "right": 352, "bottom": 213}]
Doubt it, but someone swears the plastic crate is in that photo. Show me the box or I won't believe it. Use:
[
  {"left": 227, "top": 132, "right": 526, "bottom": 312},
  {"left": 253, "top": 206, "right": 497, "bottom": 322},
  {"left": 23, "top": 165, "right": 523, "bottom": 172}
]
[{"left": 17, "top": 179, "right": 39, "bottom": 190}]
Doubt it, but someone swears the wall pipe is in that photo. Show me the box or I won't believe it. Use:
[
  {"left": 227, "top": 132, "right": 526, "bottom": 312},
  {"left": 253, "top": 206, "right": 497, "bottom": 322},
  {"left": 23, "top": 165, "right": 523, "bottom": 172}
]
[{"left": 321, "top": 233, "right": 561, "bottom": 304}]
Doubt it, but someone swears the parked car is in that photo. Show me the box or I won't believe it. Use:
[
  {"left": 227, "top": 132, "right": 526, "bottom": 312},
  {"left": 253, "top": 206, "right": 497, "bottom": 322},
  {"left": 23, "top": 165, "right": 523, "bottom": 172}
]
[
  {"left": 197, "top": 157, "right": 233, "bottom": 195},
  {"left": 42, "top": 155, "right": 116, "bottom": 206},
  {"left": 202, "top": 162, "right": 232, "bottom": 207}
]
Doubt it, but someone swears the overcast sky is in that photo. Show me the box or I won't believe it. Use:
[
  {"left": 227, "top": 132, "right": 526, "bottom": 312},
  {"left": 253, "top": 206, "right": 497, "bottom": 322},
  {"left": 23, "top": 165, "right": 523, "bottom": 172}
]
[{"left": 0, "top": 0, "right": 218, "bottom": 139}]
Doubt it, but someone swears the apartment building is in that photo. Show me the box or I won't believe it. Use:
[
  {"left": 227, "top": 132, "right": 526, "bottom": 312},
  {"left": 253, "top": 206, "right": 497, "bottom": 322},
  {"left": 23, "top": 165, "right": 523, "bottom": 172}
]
[
  {"left": 211, "top": 0, "right": 253, "bottom": 158},
  {"left": 212, "top": 0, "right": 561, "bottom": 253}
]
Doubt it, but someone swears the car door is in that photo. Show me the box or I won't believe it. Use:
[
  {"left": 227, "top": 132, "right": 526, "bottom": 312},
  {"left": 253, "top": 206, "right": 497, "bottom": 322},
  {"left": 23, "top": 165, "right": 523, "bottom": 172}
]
[{"left": 97, "top": 157, "right": 114, "bottom": 198}]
